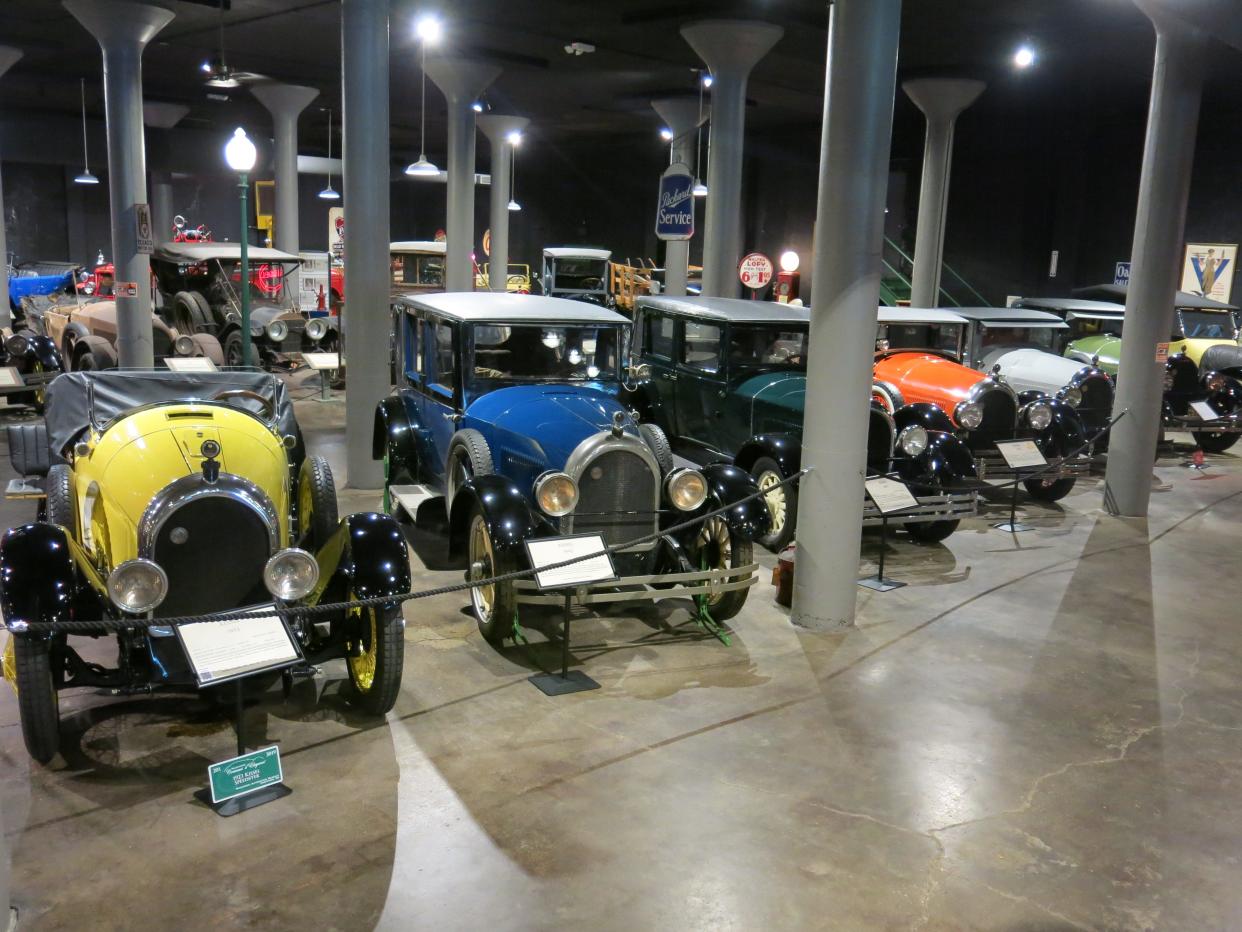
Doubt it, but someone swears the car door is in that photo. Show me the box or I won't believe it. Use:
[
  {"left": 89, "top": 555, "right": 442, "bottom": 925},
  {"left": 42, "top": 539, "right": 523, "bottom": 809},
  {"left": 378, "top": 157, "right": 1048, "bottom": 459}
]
[
  {"left": 638, "top": 309, "right": 682, "bottom": 437},
  {"left": 394, "top": 304, "right": 437, "bottom": 478},
  {"left": 418, "top": 314, "right": 463, "bottom": 478},
  {"left": 675, "top": 318, "right": 727, "bottom": 452}
]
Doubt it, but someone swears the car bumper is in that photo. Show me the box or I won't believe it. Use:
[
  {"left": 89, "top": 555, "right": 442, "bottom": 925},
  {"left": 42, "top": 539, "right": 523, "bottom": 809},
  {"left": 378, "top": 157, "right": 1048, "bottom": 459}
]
[
  {"left": 1164, "top": 413, "right": 1242, "bottom": 433},
  {"left": 862, "top": 489, "right": 978, "bottom": 526},
  {"left": 512, "top": 562, "right": 759, "bottom": 606},
  {"left": 975, "top": 452, "right": 1094, "bottom": 482}
]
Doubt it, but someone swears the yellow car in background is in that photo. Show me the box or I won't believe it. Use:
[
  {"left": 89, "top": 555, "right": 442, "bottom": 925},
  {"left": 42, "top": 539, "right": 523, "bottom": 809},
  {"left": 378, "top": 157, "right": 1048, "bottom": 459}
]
[
  {"left": 0, "top": 369, "right": 411, "bottom": 763},
  {"left": 474, "top": 262, "right": 532, "bottom": 293}
]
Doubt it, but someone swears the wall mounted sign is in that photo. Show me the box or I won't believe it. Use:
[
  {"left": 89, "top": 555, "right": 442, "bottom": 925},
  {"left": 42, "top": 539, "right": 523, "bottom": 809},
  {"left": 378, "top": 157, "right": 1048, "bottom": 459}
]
[
  {"left": 134, "top": 203, "right": 154, "bottom": 255},
  {"left": 738, "top": 253, "right": 774, "bottom": 290},
  {"left": 1181, "top": 243, "right": 1236, "bottom": 303},
  {"left": 1114, "top": 261, "right": 1131, "bottom": 286},
  {"left": 115, "top": 281, "right": 139, "bottom": 298},
  {"left": 298, "top": 252, "right": 330, "bottom": 312},
  {"left": 328, "top": 207, "right": 345, "bottom": 259},
  {"left": 654, "top": 163, "right": 695, "bottom": 241},
  {"left": 1155, "top": 342, "right": 1170, "bottom": 364}
]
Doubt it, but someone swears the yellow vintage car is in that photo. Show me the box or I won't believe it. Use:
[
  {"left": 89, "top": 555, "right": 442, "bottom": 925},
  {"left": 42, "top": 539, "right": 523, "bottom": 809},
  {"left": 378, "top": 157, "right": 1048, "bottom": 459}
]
[
  {"left": 473, "top": 262, "right": 532, "bottom": 293},
  {"left": 0, "top": 369, "right": 411, "bottom": 763}
]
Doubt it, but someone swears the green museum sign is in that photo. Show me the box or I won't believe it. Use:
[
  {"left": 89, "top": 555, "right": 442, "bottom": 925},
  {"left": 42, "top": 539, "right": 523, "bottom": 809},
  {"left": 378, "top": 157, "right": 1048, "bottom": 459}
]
[{"left": 207, "top": 745, "right": 284, "bottom": 803}]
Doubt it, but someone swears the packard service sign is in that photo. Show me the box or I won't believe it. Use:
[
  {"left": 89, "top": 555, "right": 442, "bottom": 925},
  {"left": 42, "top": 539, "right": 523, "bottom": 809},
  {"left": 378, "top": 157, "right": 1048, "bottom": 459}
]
[{"left": 655, "top": 163, "right": 695, "bottom": 241}]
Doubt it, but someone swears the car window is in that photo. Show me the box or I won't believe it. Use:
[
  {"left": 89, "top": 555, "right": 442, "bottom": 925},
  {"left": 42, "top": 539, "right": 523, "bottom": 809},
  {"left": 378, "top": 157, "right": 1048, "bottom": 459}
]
[
  {"left": 979, "top": 325, "right": 1057, "bottom": 351},
  {"left": 427, "top": 320, "right": 456, "bottom": 393},
  {"left": 729, "top": 325, "right": 808, "bottom": 368},
  {"left": 880, "top": 323, "right": 963, "bottom": 356},
  {"left": 681, "top": 321, "right": 722, "bottom": 372},
  {"left": 470, "top": 324, "right": 621, "bottom": 382},
  {"left": 1179, "top": 310, "right": 1238, "bottom": 340},
  {"left": 401, "top": 308, "right": 421, "bottom": 383},
  {"left": 645, "top": 314, "right": 675, "bottom": 359}
]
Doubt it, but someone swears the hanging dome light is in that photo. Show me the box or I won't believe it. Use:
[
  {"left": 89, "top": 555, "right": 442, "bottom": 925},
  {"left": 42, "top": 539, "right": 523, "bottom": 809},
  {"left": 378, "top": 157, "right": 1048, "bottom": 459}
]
[
  {"left": 507, "top": 199, "right": 522, "bottom": 212},
  {"left": 405, "top": 155, "right": 439, "bottom": 176},
  {"left": 75, "top": 79, "right": 98, "bottom": 185},
  {"left": 692, "top": 179, "right": 708, "bottom": 197},
  {"left": 319, "top": 107, "right": 340, "bottom": 199},
  {"left": 318, "top": 182, "right": 340, "bottom": 200}
]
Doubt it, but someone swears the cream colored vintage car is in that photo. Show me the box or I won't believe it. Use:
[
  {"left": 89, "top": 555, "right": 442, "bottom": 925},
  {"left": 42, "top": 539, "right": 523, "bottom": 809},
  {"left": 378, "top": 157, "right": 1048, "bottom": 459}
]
[{"left": 25, "top": 297, "right": 222, "bottom": 371}]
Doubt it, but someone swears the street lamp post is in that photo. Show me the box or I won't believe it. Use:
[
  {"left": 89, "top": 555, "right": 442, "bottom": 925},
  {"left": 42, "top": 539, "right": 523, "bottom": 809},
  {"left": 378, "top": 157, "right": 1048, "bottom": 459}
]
[{"left": 225, "top": 127, "right": 257, "bottom": 366}]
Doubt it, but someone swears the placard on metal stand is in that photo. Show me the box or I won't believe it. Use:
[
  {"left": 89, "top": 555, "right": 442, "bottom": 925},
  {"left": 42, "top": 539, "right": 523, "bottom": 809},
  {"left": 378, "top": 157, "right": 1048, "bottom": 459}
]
[
  {"left": 521, "top": 534, "right": 615, "bottom": 696},
  {"left": 859, "top": 477, "right": 916, "bottom": 592},
  {"left": 164, "top": 357, "right": 218, "bottom": 373},
  {"left": 992, "top": 440, "right": 1046, "bottom": 533},
  {"left": 175, "top": 612, "right": 302, "bottom": 816},
  {"left": 303, "top": 351, "right": 342, "bottom": 403}
]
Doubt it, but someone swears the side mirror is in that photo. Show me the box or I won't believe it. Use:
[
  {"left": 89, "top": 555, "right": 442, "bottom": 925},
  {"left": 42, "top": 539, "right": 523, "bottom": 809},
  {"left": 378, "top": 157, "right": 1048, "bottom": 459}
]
[{"left": 627, "top": 362, "right": 651, "bottom": 381}]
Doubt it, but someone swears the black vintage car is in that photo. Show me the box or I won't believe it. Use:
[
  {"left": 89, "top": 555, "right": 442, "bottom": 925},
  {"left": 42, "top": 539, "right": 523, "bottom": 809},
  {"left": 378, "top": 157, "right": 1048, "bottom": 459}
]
[
  {"left": 0, "top": 327, "right": 63, "bottom": 412},
  {"left": 626, "top": 296, "right": 980, "bottom": 551}
]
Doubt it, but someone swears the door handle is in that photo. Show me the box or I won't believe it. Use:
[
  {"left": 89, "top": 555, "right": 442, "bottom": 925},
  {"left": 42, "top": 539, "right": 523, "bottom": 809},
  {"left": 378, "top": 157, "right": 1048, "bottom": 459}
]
[{"left": 443, "top": 412, "right": 462, "bottom": 422}]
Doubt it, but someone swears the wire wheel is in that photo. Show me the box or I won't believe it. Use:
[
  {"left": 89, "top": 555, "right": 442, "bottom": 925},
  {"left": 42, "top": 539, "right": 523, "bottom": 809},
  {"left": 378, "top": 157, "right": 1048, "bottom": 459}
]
[
  {"left": 467, "top": 508, "right": 516, "bottom": 643},
  {"left": 343, "top": 593, "right": 404, "bottom": 714},
  {"left": 751, "top": 457, "right": 796, "bottom": 551},
  {"left": 690, "top": 515, "right": 752, "bottom": 621},
  {"left": 347, "top": 606, "right": 377, "bottom": 691}
]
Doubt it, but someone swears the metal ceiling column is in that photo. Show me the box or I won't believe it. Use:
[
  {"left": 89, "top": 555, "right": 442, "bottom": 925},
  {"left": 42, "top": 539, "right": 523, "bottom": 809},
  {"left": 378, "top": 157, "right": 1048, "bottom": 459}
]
[
  {"left": 477, "top": 114, "right": 529, "bottom": 293},
  {"left": 651, "top": 98, "right": 701, "bottom": 297},
  {"left": 342, "top": 0, "right": 389, "bottom": 488},
  {"left": 0, "top": 47, "right": 23, "bottom": 330},
  {"left": 791, "top": 0, "right": 902, "bottom": 630},
  {"left": 251, "top": 83, "right": 318, "bottom": 254},
  {"left": 680, "top": 20, "right": 782, "bottom": 298},
  {"left": 903, "top": 78, "right": 985, "bottom": 308},
  {"left": 64, "top": 0, "right": 174, "bottom": 368}
]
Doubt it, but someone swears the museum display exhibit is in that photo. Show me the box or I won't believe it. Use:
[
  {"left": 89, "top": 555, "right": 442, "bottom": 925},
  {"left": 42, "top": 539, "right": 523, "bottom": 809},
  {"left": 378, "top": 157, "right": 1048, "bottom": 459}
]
[{"left": 1, "top": 0, "right": 1242, "bottom": 927}]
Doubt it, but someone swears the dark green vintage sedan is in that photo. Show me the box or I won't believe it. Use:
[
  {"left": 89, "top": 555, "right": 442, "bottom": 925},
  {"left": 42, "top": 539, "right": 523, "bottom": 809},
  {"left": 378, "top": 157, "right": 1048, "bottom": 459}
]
[{"left": 624, "top": 296, "right": 980, "bottom": 551}]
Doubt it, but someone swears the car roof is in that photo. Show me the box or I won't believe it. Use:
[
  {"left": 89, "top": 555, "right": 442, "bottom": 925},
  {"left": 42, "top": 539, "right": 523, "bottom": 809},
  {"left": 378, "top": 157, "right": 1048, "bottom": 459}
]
[
  {"left": 877, "top": 307, "right": 969, "bottom": 325},
  {"left": 543, "top": 247, "right": 612, "bottom": 260},
  {"left": 952, "top": 306, "right": 1068, "bottom": 328},
  {"left": 1012, "top": 296, "right": 1126, "bottom": 315},
  {"left": 635, "top": 295, "right": 810, "bottom": 324},
  {"left": 396, "top": 291, "right": 629, "bottom": 324},
  {"left": 153, "top": 242, "right": 301, "bottom": 263},
  {"left": 390, "top": 240, "right": 446, "bottom": 254},
  {"left": 1072, "top": 282, "right": 1238, "bottom": 311}
]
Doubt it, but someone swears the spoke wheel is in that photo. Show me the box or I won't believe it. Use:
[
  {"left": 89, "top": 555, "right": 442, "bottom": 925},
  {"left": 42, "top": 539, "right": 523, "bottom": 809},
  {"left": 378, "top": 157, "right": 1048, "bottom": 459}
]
[
  {"left": 344, "top": 595, "right": 404, "bottom": 715},
  {"left": 750, "top": 457, "right": 796, "bottom": 552},
  {"left": 467, "top": 509, "right": 516, "bottom": 644},
  {"left": 13, "top": 636, "right": 60, "bottom": 764},
  {"left": 691, "top": 516, "right": 752, "bottom": 621}
]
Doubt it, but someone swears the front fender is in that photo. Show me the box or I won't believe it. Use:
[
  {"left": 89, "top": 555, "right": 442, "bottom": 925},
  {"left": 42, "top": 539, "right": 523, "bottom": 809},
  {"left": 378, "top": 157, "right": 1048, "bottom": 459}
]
[
  {"left": 447, "top": 474, "right": 543, "bottom": 563},
  {"left": 671, "top": 463, "right": 771, "bottom": 544},
  {"left": 894, "top": 431, "right": 978, "bottom": 490},
  {"left": 22, "top": 333, "right": 64, "bottom": 374},
  {"left": 733, "top": 434, "right": 801, "bottom": 475},
  {"left": 1026, "top": 399, "right": 1087, "bottom": 458},
  {"left": 893, "top": 402, "right": 955, "bottom": 434},
  {"left": 1203, "top": 372, "right": 1242, "bottom": 415},
  {"left": 311, "top": 512, "right": 411, "bottom": 610},
  {"left": 373, "top": 395, "right": 419, "bottom": 485},
  {"left": 0, "top": 523, "right": 108, "bottom": 633}
]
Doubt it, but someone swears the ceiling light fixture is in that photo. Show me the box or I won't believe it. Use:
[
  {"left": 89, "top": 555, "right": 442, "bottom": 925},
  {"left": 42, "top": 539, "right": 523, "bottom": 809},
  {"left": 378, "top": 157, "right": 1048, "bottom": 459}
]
[
  {"left": 659, "top": 127, "right": 673, "bottom": 141},
  {"left": 1013, "top": 44, "right": 1036, "bottom": 69},
  {"left": 693, "top": 69, "right": 709, "bottom": 198},
  {"left": 508, "top": 140, "right": 521, "bottom": 211},
  {"left": 74, "top": 78, "right": 98, "bottom": 185},
  {"left": 406, "top": 15, "right": 441, "bottom": 177},
  {"left": 318, "top": 108, "right": 340, "bottom": 200},
  {"left": 415, "top": 14, "right": 443, "bottom": 44},
  {"left": 471, "top": 100, "right": 483, "bottom": 112},
  {"left": 702, "top": 73, "right": 713, "bottom": 88},
  {"left": 506, "top": 130, "right": 522, "bottom": 147}
]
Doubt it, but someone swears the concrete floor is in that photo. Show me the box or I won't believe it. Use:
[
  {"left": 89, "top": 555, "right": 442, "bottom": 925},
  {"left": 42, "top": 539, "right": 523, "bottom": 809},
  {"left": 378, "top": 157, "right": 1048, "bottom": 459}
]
[{"left": 3, "top": 378, "right": 1242, "bottom": 930}]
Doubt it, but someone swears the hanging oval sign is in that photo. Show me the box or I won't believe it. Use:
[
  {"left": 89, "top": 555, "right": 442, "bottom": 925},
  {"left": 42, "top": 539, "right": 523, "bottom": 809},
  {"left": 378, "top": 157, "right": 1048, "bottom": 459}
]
[
  {"left": 654, "top": 162, "right": 695, "bottom": 242},
  {"left": 738, "top": 252, "right": 774, "bottom": 290}
]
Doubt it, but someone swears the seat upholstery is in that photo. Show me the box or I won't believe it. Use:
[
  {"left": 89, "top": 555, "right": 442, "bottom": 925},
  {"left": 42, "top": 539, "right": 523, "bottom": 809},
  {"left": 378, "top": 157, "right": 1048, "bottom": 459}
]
[{"left": 7, "top": 422, "right": 51, "bottom": 477}]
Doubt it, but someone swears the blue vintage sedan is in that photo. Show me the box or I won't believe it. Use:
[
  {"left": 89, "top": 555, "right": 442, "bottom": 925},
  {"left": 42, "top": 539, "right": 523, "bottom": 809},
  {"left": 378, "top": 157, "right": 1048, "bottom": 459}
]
[{"left": 373, "top": 292, "right": 769, "bottom": 643}]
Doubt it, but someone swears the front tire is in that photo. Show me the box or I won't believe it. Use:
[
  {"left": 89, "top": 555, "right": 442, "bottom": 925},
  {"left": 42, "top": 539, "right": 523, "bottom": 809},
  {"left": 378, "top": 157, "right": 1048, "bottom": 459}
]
[
  {"left": 297, "top": 456, "right": 338, "bottom": 550},
  {"left": 905, "top": 519, "right": 959, "bottom": 543},
  {"left": 1024, "top": 476, "right": 1076, "bottom": 501},
  {"left": 466, "top": 507, "right": 517, "bottom": 644},
  {"left": 1192, "top": 430, "right": 1240, "bottom": 454},
  {"left": 750, "top": 456, "right": 796, "bottom": 552},
  {"left": 344, "top": 599, "right": 404, "bottom": 715},
  {"left": 13, "top": 636, "right": 60, "bottom": 764},
  {"left": 689, "top": 515, "right": 752, "bottom": 622},
  {"left": 223, "top": 330, "right": 245, "bottom": 368}
]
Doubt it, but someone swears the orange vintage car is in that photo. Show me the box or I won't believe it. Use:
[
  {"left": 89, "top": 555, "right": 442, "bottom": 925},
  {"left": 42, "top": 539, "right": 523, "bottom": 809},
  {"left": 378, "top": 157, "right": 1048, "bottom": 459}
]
[{"left": 872, "top": 308, "right": 1091, "bottom": 501}]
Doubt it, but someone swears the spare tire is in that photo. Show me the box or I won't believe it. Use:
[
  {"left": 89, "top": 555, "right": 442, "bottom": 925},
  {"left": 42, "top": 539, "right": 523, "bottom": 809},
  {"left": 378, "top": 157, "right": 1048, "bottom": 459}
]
[{"left": 172, "top": 291, "right": 212, "bottom": 334}]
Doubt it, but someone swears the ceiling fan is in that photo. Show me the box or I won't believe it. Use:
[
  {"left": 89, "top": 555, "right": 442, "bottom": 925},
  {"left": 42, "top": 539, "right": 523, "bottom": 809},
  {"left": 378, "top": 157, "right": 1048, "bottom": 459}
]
[{"left": 200, "top": 3, "right": 267, "bottom": 89}]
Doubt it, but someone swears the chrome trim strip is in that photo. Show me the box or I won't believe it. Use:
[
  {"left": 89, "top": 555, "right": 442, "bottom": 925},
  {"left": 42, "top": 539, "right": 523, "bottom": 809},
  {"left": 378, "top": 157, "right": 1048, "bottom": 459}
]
[{"left": 137, "top": 472, "right": 280, "bottom": 558}]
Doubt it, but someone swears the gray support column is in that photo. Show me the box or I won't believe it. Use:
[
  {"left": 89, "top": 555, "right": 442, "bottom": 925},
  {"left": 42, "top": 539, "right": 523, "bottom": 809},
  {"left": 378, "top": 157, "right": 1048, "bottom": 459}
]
[
  {"left": 651, "top": 98, "right": 700, "bottom": 296},
  {"left": 143, "top": 102, "right": 188, "bottom": 244},
  {"left": 0, "top": 47, "right": 22, "bottom": 330},
  {"left": 425, "top": 58, "right": 500, "bottom": 292},
  {"left": 790, "top": 0, "right": 902, "bottom": 630},
  {"left": 903, "top": 78, "right": 985, "bottom": 308},
  {"left": 476, "top": 115, "right": 529, "bottom": 293},
  {"left": 251, "top": 83, "right": 318, "bottom": 254},
  {"left": 1104, "top": 9, "right": 1208, "bottom": 517},
  {"left": 680, "top": 20, "right": 782, "bottom": 298},
  {"left": 342, "top": 0, "right": 389, "bottom": 488},
  {"left": 65, "top": 0, "right": 174, "bottom": 368}
]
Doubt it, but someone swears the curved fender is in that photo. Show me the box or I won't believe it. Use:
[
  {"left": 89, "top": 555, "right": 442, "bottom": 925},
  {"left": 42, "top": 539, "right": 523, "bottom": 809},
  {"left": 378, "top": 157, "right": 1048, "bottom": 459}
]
[
  {"left": 895, "top": 431, "right": 979, "bottom": 491},
  {"left": 0, "top": 523, "right": 108, "bottom": 634},
  {"left": 373, "top": 395, "right": 419, "bottom": 485},
  {"left": 893, "top": 402, "right": 955, "bottom": 434},
  {"left": 447, "top": 474, "right": 543, "bottom": 563},
  {"left": 312, "top": 512, "right": 412, "bottom": 609},
  {"left": 673, "top": 463, "right": 771, "bottom": 545},
  {"left": 25, "top": 333, "right": 64, "bottom": 373},
  {"left": 733, "top": 434, "right": 801, "bottom": 475},
  {"left": 1015, "top": 389, "right": 1046, "bottom": 407},
  {"left": 1027, "top": 399, "right": 1087, "bottom": 458}
]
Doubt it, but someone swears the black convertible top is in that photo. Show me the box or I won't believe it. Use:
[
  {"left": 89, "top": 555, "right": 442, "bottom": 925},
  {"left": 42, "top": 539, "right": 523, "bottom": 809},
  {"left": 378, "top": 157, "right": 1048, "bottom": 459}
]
[
  {"left": 43, "top": 369, "right": 298, "bottom": 456},
  {"left": 1073, "top": 283, "right": 1238, "bottom": 311}
]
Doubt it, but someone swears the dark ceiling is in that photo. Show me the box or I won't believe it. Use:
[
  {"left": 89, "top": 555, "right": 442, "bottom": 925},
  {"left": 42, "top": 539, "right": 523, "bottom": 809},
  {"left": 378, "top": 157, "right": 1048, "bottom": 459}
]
[{"left": 1, "top": 0, "right": 1240, "bottom": 163}]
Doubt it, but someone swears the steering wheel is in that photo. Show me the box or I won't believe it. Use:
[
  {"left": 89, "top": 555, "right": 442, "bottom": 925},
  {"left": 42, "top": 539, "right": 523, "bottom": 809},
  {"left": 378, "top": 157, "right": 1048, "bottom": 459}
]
[
  {"left": 580, "top": 277, "right": 603, "bottom": 290},
  {"left": 211, "top": 388, "right": 275, "bottom": 420}
]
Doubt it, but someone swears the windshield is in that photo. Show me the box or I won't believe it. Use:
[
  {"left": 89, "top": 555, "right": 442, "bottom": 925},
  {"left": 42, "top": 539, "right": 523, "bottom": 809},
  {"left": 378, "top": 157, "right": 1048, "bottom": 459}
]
[
  {"left": 979, "top": 324, "right": 1060, "bottom": 352},
  {"left": 470, "top": 324, "right": 622, "bottom": 382},
  {"left": 878, "top": 322, "right": 964, "bottom": 357},
  {"left": 1066, "top": 315, "right": 1124, "bottom": 341},
  {"left": 1178, "top": 309, "right": 1239, "bottom": 340},
  {"left": 393, "top": 253, "right": 444, "bottom": 287},
  {"left": 552, "top": 258, "right": 608, "bottom": 291},
  {"left": 729, "top": 325, "right": 809, "bottom": 369},
  {"left": 218, "top": 260, "right": 299, "bottom": 309}
]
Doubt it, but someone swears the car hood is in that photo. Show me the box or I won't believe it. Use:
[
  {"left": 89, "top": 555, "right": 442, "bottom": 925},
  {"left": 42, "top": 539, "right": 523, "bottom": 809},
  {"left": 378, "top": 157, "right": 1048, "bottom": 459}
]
[
  {"left": 873, "top": 351, "right": 984, "bottom": 408},
  {"left": 464, "top": 384, "right": 636, "bottom": 471},
  {"left": 1065, "top": 335, "right": 1120, "bottom": 374},
  {"left": 987, "top": 348, "right": 1084, "bottom": 395},
  {"left": 1173, "top": 337, "right": 1237, "bottom": 366}
]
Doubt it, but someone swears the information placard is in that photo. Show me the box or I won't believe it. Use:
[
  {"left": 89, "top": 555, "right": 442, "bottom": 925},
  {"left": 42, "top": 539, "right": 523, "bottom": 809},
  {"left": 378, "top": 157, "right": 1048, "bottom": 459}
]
[
  {"left": 1190, "top": 400, "right": 1219, "bottom": 421},
  {"left": 524, "top": 534, "right": 616, "bottom": 591},
  {"left": 0, "top": 367, "right": 25, "bottom": 388},
  {"left": 864, "top": 477, "right": 919, "bottom": 514},
  {"left": 1155, "top": 342, "right": 1170, "bottom": 364},
  {"left": 165, "top": 356, "right": 218, "bottom": 373},
  {"left": 298, "top": 252, "right": 331, "bottom": 312},
  {"left": 175, "top": 613, "right": 301, "bottom": 687},
  {"left": 995, "top": 439, "right": 1048, "bottom": 469},
  {"left": 207, "top": 745, "right": 284, "bottom": 804},
  {"left": 303, "top": 352, "right": 341, "bottom": 371},
  {"left": 135, "top": 202, "right": 154, "bottom": 255}
]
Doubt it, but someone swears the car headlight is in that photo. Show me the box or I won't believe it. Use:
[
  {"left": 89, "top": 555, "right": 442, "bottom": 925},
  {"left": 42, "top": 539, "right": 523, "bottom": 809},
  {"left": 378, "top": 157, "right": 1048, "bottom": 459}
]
[
  {"left": 534, "top": 471, "right": 578, "bottom": 517},
  {"left": 174, "top": 334, "right": 195, "bottom": 356},
  {"left": 897, "top": 424, "right": 929, "bottom": 457},
  {"left": 263, "top": 548, "right": 320, "bottom": 602},
  {"left": 266, "top": 320, "right": 289, "bottom": 343},
  {"left": 1060, "top": 386, "right": 1083, "bottom": 408},
  {"left": 1205, "top": 372, "right": 1227, "bottom": 392},
  {"left": 107, "top": 558, "right": 168, "bottom": 614},
  {"left": 954, "top": 399, "right": 984, "bottom": 430},
  {"left": 665, "top": 467, "right": 708, "bottom": 511},
  {"left": 1163, "top": 370, "right": 1175, "bottom": 391},
  {"left": 306, "top": 318, "right": 328, "bottom": 342},
  {"left": 1026, "top": 401, "right": 1053, "bottom": 431},
  {"left": 5, "top": 333, "right": 29, "bottom": 357}
]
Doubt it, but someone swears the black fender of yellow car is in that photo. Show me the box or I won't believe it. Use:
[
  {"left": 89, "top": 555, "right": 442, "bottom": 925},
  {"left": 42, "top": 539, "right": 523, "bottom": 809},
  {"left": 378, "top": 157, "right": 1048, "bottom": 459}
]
[
  {"left": 311, "top": 512, "right": 412, "bottom": 611},
  {"left": 24, "top": 333, "right": 65, "bottom": 373},
  {"left": 373, "top": 395, "right": 420, "bottom": 486},
  {"left": 447, "top": 473, "right": 544, "bottom": 565},
  {"left": 0, "top": 523, "right": 109, "bottom": 637}
]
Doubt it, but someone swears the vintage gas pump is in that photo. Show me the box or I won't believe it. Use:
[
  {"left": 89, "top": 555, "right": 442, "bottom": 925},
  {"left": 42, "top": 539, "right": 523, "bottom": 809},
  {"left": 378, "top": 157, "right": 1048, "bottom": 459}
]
[{"left": 775, "top": 250, "right": 801, "bottom": 304}]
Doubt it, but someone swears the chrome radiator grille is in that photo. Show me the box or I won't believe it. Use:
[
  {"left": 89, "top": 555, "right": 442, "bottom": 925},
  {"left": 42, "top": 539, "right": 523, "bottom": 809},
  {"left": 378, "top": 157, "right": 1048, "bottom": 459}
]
[{"left": 570, "top": 449, "right": 658, "bottom": 548}]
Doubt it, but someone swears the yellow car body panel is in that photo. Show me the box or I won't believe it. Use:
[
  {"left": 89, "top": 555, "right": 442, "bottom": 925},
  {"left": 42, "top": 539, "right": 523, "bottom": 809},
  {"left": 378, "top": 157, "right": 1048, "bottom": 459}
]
[
  {"left": 72, "top": 403, "right": 290, "bottom": 569},
  {"left": 1170, "top": 337, "right": 1237, "bottom": 366}
]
